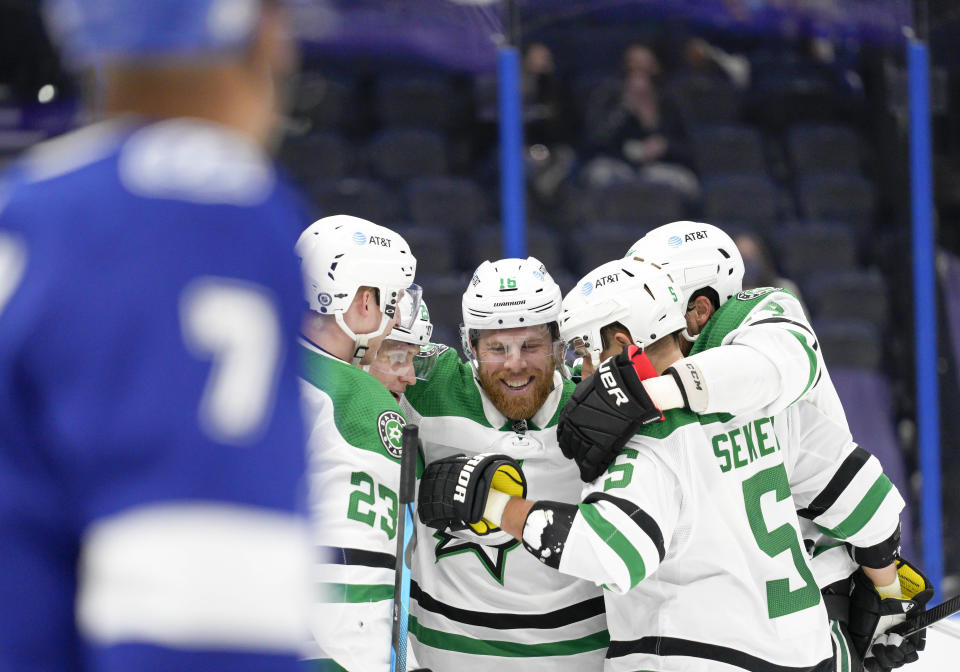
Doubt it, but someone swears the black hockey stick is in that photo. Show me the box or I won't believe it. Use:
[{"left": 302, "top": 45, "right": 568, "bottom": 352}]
[
  {"left": 390, "top": 424, "right": 419, "bottom": 672},
  {"left": 899, "top": 593, "right": 960, "bottom": 638}
]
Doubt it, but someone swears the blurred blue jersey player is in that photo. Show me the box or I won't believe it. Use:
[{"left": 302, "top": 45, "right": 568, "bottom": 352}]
[{"left": 0, "top": 2, "right": 312, "bottom": 671}]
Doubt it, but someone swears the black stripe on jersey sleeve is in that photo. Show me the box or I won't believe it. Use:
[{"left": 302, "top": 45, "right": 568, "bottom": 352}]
[
  {"left": 411, "top": 581, "right": 604, "bottom": 630},
  {"left": 747, "top": 316, "right": 815, "bottom": 336},
  {"left": 607, "top": 635, "right": 832, "bottom": 672},
  {"left": 318, "top": 546, "right": 396, "bottom": 570},
  {"left": 796, "top": 447, "right": 871, "bottom": 520},
  {"left": 583, "top": 492, "right": 666, "bottom": 562}
]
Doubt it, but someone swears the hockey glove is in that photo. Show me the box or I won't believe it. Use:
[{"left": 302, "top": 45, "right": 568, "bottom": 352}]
[
  {"left": 557, "top": 345, "right": 663, "bottom": 483},
  {"left": 848, "top": 557, "right": 934, "bottom": 672},
  {"left": 417, "top": 453, "right": 527, "bottom": 535}
]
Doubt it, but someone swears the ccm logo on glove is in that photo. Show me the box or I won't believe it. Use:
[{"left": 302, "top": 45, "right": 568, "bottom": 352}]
[
  {"left": 599, "top": 360, "right": 629, "bottom": 407},
  {"left": 453, "top": 454, "right": 486, "bottom": 503}
]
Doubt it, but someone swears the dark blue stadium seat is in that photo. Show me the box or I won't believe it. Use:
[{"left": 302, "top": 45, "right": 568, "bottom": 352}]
[
  {"left": 376, "top": 76, "right": 455, "bottom": 129},
  {"left": 814, "top": 318, "right": 882, "bottom": 370},
  {"left": 690, "top": 123, "right": 767, "bottom": 177},
  {"left": 796, "top": 173, "right": 876, "bottom": 236},
  {"left": 398, "top": 227, "right": 458, "bottom": 276},
  {"left": 406, "top": 177, "right": 488, "bottom": 231},
  {"left": 702, "top": 175, "right": 781, "bottom": 227},
  {"left": 804, "top": 270, "right": 888, "bottom": 329},
  {"left": 464, "top": 225, "right": 563, "bottom": 274},
  {"left": 279, "top": 131, "right": 354, "bottom": 184},
  {"left": 787, "top": 123, "right": 862, "bottom": 176},
  {"left": 582, "top": 179, "right": 687, "bottom": 229},
  {"left": 567, "top": 223, "right": 643, "bottom": 276},
  {"left": 664, "top": 74, "right": 743, "bottom": 126},
  {"left": 770, "top": 222, "right": 858, "bottom": 284},
  {"left": 291, "top": 74, "right": 354, "bottom": 131},
  {"left": 311, "top": 178, "right": 403, "bottom": 225},
  {"left": 417, "top": 273, "right": 470, "bottom": 344},
  {"left": 369, "top": 128, "right": 448, "bottom": 182}
]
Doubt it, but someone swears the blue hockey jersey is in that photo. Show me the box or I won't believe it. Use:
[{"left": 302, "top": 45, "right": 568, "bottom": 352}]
[{"left": 0, "top": 118, "right": 311, "bottom": 672}]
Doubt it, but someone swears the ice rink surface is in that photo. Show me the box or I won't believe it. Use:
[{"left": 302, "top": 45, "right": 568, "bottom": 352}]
[{"left": 913, "top": 618, "right": 960, "bottom": 671}]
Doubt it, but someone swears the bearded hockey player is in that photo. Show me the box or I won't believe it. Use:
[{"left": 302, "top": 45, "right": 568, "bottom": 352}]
[
  {"left": 401, "top": 257, "right": 608, "bottom": 671},
  {"left": 560, "top": 242, "right": 932, "bottom": 671},
  {"left": 296, "top": 215, "right": 423, "bottom": 671},
  {"left": 422, "top": 258, "right": 927, "bottom": 672},
  {"left": 0, "top": 2, "right": 313, "bottom": 671}
]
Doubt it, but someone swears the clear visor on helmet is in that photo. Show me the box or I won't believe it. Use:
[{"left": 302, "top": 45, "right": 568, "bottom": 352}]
[
  {"left": 393, "top": 284, "right": 423, "bottom": 331},
  {"left": 413, "top": 343, "right": 441, "bottom": 381},
  {"left": 370, "top": 338, "right": 439, "bottom": 383},
  {"left": 466, "top": 324, "right": 564, "bottom": 371}
]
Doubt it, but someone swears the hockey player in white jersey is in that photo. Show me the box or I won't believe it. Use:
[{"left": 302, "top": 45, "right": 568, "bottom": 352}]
[
  {"left": 557, "top": 222, "right": 933, "bottom": 670},
  {"left": 368, "top": 294, "right": 439, "bottom": 402},
  {"left": 296, "top": 215, "right": 423, "bottom": 671},
  {"left": 420, "top": 258, "right": 927, "bottom": 671},
  {"left": 401, "top": 257, "right": 608, "bottom": 671}
]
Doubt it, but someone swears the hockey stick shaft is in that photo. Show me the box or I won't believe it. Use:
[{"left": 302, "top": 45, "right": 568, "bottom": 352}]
[
  {"left": 390, "top": 424, "right": 419, "bottom": 672},
  {"left": 900, "top": 593, "right": 960, "bottom": 637}
]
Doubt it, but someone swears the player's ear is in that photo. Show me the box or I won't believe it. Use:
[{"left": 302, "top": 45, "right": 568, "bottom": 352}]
[
  {"left": 691, "top": 295, "right": 713, "bottom": 330},
  {"left": 614, "top": 331, "right": 632, "bottom": 348}
]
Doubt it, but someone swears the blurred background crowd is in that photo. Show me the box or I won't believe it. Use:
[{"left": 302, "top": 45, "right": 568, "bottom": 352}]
[{"left": 1, "top": 0, "right": 958, "bottom": 590}]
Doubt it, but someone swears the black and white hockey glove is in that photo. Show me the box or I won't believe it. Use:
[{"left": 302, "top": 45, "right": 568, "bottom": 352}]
[
  {"left": 849, "top": 558, "right": 934, "bottom": 672},
  {"left": 417, "top": 453, "right": 527, "bottom": 535},
  {"left": 557, "top": 345, "right": 663, "bottom": 483}
]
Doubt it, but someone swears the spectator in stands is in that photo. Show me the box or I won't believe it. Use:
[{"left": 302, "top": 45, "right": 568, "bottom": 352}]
[
  {"left": 521, "top": 41, "right": 575, "bottom": 206},
  {"left": 622, "top": 42, "right": 662, "bottom": 80},
  {"left": 679, "top": 36, "right": 750, "bottom": 88},
  {"left": 582, "top": 68, "right": 698, "bottom": 198}
]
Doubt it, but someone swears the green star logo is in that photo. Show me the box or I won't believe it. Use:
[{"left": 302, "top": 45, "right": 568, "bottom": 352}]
[
  {"left": 736, "top": 287, "right": 781, "bottom": 301},
  {"left": 432, "top": 529, "right": 520, "bottom": 585},
  {"left": 377, "top": 410, "right": 406, "bottom": 458}
]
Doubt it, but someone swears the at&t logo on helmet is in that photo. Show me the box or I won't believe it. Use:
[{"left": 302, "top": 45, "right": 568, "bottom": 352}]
[
  {"left": 352, "top": 231, "right": 367, "bottom": 246},
  {"left": 580, "top": 281, "right": 593, "bottom": 296},
  {"left": 667, "top": 235, "right": 683, "bottom": 248}
]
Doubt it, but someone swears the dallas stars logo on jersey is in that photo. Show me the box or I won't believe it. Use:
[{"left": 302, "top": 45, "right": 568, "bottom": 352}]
[
  {"left": 433, "top": 529, "right": 520, "bottom": 585},
  {"left": 736, "top": 287, "right": 782, "bottom": 301},
  {"left": 378, "top": 410, "right": 405, "bottom": 458}
]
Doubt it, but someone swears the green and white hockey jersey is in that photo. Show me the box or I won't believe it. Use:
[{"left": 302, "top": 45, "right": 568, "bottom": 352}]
[
  {"left": 687, "top": 287, "right": 870, "bottom": 587},
  {"left": 401, "top": 347, "right": 608, "bottom": 671},
  {"left": 299, "top": 339, "right": 416, "bottom": 671},
  {"left": 554, "top": 404, "right": 832, "bottom": 671}
]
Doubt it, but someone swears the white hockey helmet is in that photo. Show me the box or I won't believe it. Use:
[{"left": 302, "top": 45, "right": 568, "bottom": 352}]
[
  {"left": 460, "top": 256, "right": 563, "bottom": 372},
  {"left": 388, "top": 294, "right": 433, "bottom": 346},
  {"left": 296, "top": 215, "right": 418, "bottom": 365},
  {"left": 560, "top": 257, "right": 687, "bottom": 368},
  {"left": 386, "top": 296, "right": 439, "bottom": 381},
  {"left": 626, "top": 221, "right": 744, "bottom": 308}
]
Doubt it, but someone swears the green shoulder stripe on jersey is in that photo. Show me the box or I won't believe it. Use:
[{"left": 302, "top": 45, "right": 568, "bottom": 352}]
[
  {"left": 300, "top": 344, "right": 405, "bottom": 463},
  {"left": 690, "top": 287, "right": 800, "bottom": 356},
  {"left": 313, "top": 659, "right": 348, "bottom": 672},
  {"left": 402, "top": 347, "right": 492, "bottom": 426},
  {"left": 634, "top": 408, "right": 736, "bottom": 441},
  {"left": 578, "top": 502, "right": 646, "bottom": 589},
  {"left": 317, "top": 582, "right": 394, "bottom": 603},
  {"left": 787, "top": 329, "right": 819, "bottom": 405},
  {"left": 816, "top": 475, "right": 894, "bottom": 539},
  {"left": 408, "top": 616, "right": 609, "bottom": 657}
]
